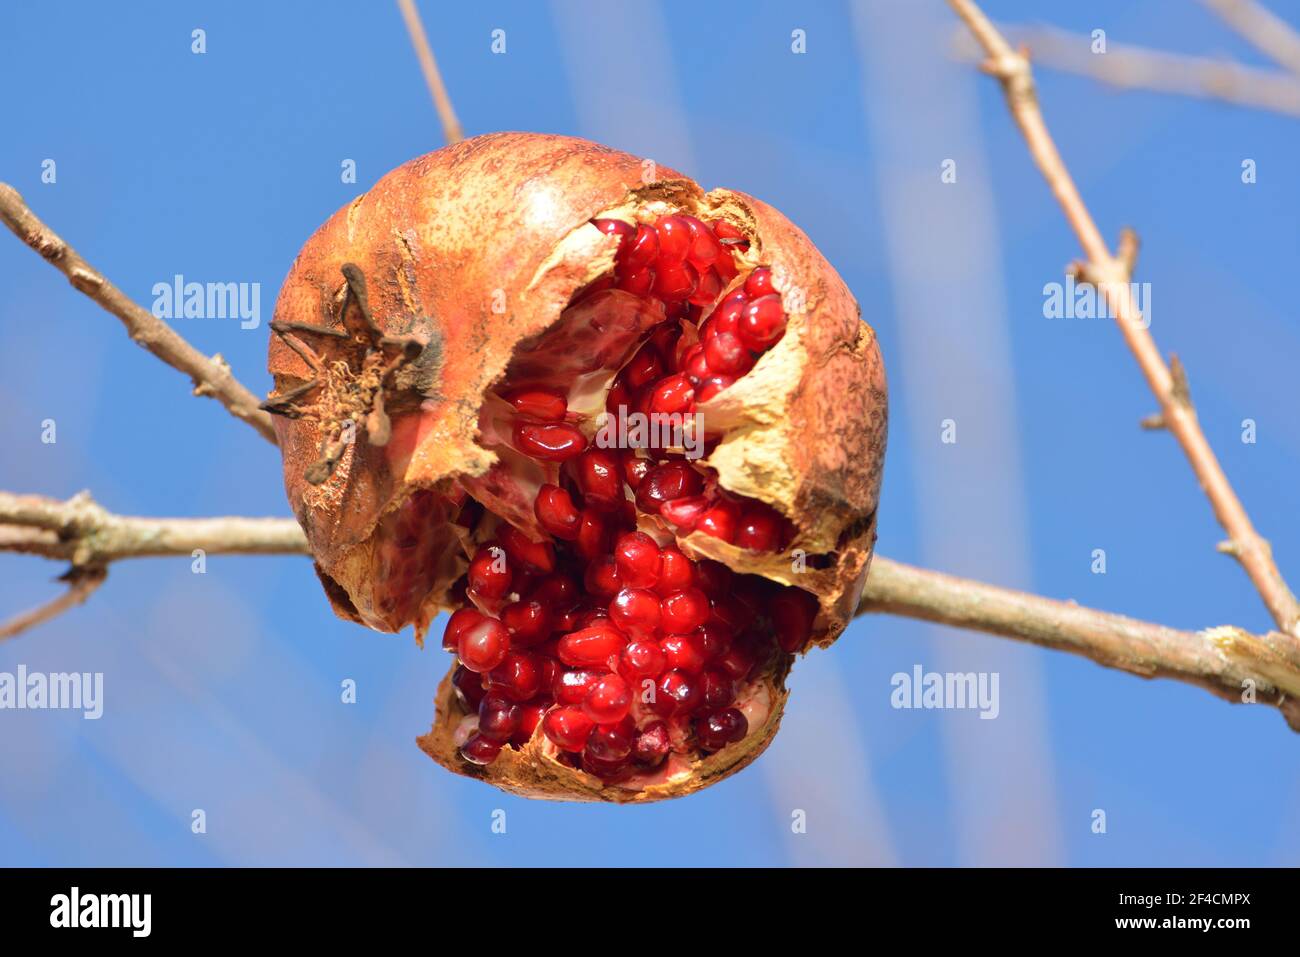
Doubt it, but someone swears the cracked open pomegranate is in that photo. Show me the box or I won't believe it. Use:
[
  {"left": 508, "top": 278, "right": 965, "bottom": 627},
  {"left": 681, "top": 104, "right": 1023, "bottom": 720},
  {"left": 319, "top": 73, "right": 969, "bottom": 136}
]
[{"left": 264, "top": 132, "right": 887, "bottom": 802}]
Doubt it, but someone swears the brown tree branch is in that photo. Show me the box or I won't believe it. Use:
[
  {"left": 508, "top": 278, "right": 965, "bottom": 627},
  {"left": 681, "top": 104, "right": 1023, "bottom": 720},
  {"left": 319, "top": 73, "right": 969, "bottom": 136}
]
[
  {"left": 952, "top": 24, "right": 1300, "bottom": 118},
  {"left": 859, "top": 558, "right": 1300, "bottom": 731},
  {"left": 0, "top": 566, "right": 106, "bottom": 642},
  {"left": 1202, "top": 0, "right": 1300, "bottom": 77},
  {"left": 396, "top": 0, "right": 465, "bottom": 144},
  {"left": 0, "top": 184, "right": 278, "bottom": 445},
  {"left": 947, "top": 0, "right": 1300, "bottom": 640},
  {"left": 2, "top": 490, "right": 1297, "bottom": 728}
]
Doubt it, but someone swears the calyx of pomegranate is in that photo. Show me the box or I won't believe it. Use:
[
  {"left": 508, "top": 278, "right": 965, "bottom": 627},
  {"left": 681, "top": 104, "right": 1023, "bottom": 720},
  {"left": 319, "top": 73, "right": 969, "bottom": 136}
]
[{"left": 265, "top": 133, "right": 887, "bottom": 802}]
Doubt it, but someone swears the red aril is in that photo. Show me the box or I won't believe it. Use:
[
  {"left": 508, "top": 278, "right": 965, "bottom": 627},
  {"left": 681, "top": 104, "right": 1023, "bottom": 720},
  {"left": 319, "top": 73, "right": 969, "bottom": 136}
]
[
  {"left": 738, "top": 295, "right": 787, "bottom": 351},
  {"left": 543, "top": 706, "right": 594, "bottom": 752},
  {"left": 609, "top": 587, "right": 662, "bottom": 638},
  {"left": 655, "top": 215, "right": 691, "bottom": 263},
  {"left": 458, "top": 617, "right": 510, "bottom": 673},
  {"left": 504, "top": 387, "right": 568, "bottom": 422},
  {"left": 696, "top": 708, "right": 748, "bottom": 751},
  {"left": 534, "top": 484, "right": 581, "bottom": 540},
  {"left": 582, "top": 674, "right": 632, "bottom": 724},
  {"left": 557, "top": 624, "right": 626, "bottom": 669},
  {"left": 513, "top": 421, "right": 588, "bottom": 461}
]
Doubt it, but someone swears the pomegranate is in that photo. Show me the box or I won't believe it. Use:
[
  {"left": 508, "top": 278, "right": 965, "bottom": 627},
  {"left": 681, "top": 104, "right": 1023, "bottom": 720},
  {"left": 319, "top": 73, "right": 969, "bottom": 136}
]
[{"left": 264, "top": 132, "right": 886, "bottom": 802}]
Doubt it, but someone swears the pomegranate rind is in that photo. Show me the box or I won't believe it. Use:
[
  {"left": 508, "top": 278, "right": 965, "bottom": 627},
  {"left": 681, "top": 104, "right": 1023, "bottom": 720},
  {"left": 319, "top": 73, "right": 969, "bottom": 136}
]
[{"left": 267, "top": 132, "right": 888, "bottom": 801}]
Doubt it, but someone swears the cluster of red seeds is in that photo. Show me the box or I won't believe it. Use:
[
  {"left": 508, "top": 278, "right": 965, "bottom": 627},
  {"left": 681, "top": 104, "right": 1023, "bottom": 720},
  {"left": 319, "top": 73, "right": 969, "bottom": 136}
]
[{"left": 448, "top": 215, "right": 819, "bottom": 781}]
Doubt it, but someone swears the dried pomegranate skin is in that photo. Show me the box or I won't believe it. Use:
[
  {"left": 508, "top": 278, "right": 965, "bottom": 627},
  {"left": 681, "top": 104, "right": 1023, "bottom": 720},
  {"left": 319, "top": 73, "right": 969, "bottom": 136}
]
[{"left": 265, "top": 132, "right": 887, "bottom": 803}]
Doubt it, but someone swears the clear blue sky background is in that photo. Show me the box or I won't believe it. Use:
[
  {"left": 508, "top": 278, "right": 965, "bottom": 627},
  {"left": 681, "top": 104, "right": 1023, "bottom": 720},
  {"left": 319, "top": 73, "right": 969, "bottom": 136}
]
[{"left": 1, "top": 1, "right": 1297, "bottom": 866}]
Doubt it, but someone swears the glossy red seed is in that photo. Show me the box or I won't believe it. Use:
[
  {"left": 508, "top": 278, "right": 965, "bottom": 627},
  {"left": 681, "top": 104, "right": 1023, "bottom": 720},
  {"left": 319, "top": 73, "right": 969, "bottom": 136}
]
[
  {"left": 656, "top": 547, "right": 695, "bottom": 594},
  {"left": 582, "top": 673, "right": 632, "bottom": 724},
  {"left": 534, "top": 484, "right": 581, "bottom": 540},
  {"left": 711, "top": 220, "right": 747, "bottom": 243},
  {"left": 513, "top": 421, "right": 588, "bottom": 462},
  {"left": 605, "top": 379, "right": 631, "bottom": 415},
  {"left": 620, "top": 639, "right": 667, "bottom": 679},
  {"left": 715, "top": 643, "right": 757, "bottom": 681},
  {"left": 512, "top": 701, "right": 548, "bottom": 745},
  {"left": 622, "top": 343, "right": 665, "bottom": 390},
  {"left": 592, "top": 218, "right": 634, "bottom": 241},
  {"left": 696, "top": 500, "right": 740, "bottom": 543},
  {"left": 744, "top": 266, "right": 775, "bottom": 299},
  {"left": 498, "top": 525, "right": 556, "bottom": 573},
  {"left": 452, "top": 664, "right": 486, "bottom": 711},
  {"left": 688, "top": 267, "right": 723, "bottom": 307},
  {"left": 574, "top": 448, "right": 624, "bottom": 511},
  {"left": 658, "top": 495, "right": 710, "bottom": 531},
  {"left": 478, "top": 693, "right": 522, "bottom": 741},
  {"left": 681, "top": 215, "right": 722, "bottom": 269},
  {"left": 648, "top": 322, "right": 682, "bottom": 361},
  {"left": 468, "top": 546, "right": 511, "bottom": 600},
  {"left": 714, "top": 246, "right": 738, "bottom": 283},
  {"left": 738, "top": 294, "right": 787, "bottom": 351},
  {"left": 633, "top": 720, "right": 671, "bottom": 766},
  {"left": 529, "top": 572, "right": 577, "bottom": 611},
  {"left": 553, "top": 668, "right": 602, "bottom": 706},
  {"left": 652, "top": 669, "right": 703, "bottom": 717},
  {"left": 655, "top": 215, "right": 691, "bottom": 263},
  {"left": 575, "top": 508, "right": 611, "bottom": 561},
  {"left": 705, "top": 291, "right": 746, "bottom": 338},
  {"left": 458, "top": 617, "right": 510, "bottom": 673},
  {"left": 621, "top": 452, "right": 650, "bottom": 491},
  {"left": 443, "top": 607, "right": 487, "bottom": 652},
  {"left": 694, "top": 621, "right": 735, "bottom": 660},
  {"left": 652, "top": 260, "right": 699, "bottom": 302},
  {"left": 660, "top": 587, "right": 711, "bottom": 634},
  {"left": 661, "top": 634, "right": 707, "bottom": 674},
  {"left": 543, "top": 706, "right": 594, "bottom": 752},
  {"left": 703, "top": 331, "right": 754, "bottom": 375},
  {"left": 616, "top": 266, "right": 655, "bottom": 296},
  {"left": 700, "top": 669, "right": 736, "bottom": 710},
  {"left": 614, "top": 531, "right": 660, "bottom": 588},
  {"left": 635, "top": 462, "right": 704, "bottom": 514},
  {"left": 695, "top": 559, "right": 733, "bottom": 594},
  {"left": 557, "top": 624, "right": 626, "bottom": 669},
  {"left": 486, "top": 651, "right": 542, "bottom": 701},
  {"left": 582, "top": 751, "right": 632, "bottom": 780},
  {"left": 500, "top": 599, "right": 551, "bottom": 646},
  {"left": 696, "top": 708, "right": 748, "bottom": 751},
  {"left": 696, "top": 374, "right": 737, "bottom": 402},
  {"left": 586, "top": 717, "right": 635, "bottom": 761},
  {"left": 504, "top": 387, "right": 567, "bottom": 422},
  {"left": 460, "top": 732, "right": 503, "bottom": 765},
  {"left": 769, "top": 587, "right": 818, "bottom": 653},
  {"left": 736, "top": 508, "right": 782, "bottom": 551},
  {"left": 681, "top": 344, "right": 711, "bottom": 383},
  {"left": 621, "top": 223, "right": 659, "bottom": 270},
  {"left": 609, "top": 587, "right": 662, "bottom": 639},
  {"left": 582, "top": 556, "right": 622, "bottom": 598},
  {"left": 538, "top": 657, "right": 563, "bottom": 694}
]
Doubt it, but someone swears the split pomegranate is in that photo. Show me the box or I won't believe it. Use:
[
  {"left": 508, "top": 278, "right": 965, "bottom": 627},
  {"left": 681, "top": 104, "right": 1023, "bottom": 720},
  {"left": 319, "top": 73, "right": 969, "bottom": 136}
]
[{"left": 265, "top": 132, "right": 886, "bottom": 802}]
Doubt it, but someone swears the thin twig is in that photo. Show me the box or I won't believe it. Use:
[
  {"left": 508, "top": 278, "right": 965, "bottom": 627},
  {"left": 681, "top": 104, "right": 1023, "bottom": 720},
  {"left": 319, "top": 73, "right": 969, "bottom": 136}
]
[
  {"left": 952, "top": 24, "right": 1300, "bottom": 118},
  {"left": 0, "top": 184, "right": 278, "bottom": 444},
  {"left": 0, "top": 491, "right": 309, "bottom": 565},
  {"left": 1202, "top": 0, "right": 1300, "bottom": 77},
  {"left": 859, "top": 558, "right": 1300, "bottom": 731},
  {"left": 947, "top": 0, "right": 1300, "bottom": 640},
  {"left": 396, "top": 0, "right": 465, "bottom": 144},
  {"left": 0, "top": 567, "right": 106, "bottom": 641}
]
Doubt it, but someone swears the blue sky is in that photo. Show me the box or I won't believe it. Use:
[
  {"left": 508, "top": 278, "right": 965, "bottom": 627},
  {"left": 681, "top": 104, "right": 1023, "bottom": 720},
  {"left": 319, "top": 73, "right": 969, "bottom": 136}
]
[{"left": 1, "top": 0, "right": 1297, "bottom": 866}]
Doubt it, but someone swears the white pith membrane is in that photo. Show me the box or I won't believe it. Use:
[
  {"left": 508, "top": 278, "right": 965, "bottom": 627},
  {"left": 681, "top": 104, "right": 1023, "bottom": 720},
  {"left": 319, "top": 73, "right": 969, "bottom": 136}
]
[{"left": 363, "top": 201, "right": 830, "bottom": 794}]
